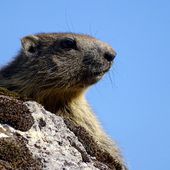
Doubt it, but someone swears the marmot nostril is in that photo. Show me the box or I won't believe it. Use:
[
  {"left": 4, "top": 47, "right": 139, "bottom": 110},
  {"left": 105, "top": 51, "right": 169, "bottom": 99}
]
[{"left": 104, "top": 52, "right": 116, "bottom": 62}]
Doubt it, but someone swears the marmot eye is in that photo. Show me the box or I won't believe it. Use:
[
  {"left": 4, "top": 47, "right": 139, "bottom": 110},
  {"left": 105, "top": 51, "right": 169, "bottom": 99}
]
[{"left": 60, "top": 38, "right": 77, "bottom": 50}]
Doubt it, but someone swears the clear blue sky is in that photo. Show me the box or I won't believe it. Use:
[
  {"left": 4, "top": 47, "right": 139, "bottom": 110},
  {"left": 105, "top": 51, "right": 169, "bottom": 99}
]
[{"left": 0, "top": 1, "right": 170, "bottom": 169}]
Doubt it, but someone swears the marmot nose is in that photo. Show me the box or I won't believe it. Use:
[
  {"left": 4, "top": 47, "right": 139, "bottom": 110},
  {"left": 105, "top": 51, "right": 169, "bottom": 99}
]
[{"left": 104, "top": 52, "right": 116, "bottom": 62}]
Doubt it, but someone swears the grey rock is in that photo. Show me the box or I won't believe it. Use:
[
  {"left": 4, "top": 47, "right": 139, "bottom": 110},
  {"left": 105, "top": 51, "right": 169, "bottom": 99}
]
[{"left": 0, "top": 98, "right": 108, "bottom": 170}]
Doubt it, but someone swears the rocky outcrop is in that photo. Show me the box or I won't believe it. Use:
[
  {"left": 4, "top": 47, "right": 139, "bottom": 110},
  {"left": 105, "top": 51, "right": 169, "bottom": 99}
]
[{"left": 0, "top": 95, "right": 109, "bottom": 170}]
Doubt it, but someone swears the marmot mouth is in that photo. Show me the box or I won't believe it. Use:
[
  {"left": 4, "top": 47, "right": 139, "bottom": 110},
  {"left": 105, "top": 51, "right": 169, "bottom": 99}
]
[
  {"left": 93, "top": 67, "right": 110, "bottom": 76},
  {"left": 81, "top": 66, "right": 111, "bottom": 86},
  {"left": 92, "top": 63, "right": 111, "bottom": 77}
]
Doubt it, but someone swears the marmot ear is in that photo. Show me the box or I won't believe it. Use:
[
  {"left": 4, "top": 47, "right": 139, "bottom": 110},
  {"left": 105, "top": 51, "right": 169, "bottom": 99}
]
[{"left": 21, "top": 35, "right": 39, "bottom": 56}]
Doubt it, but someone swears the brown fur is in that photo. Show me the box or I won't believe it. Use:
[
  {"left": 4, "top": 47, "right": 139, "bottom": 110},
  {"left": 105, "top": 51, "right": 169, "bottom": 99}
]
[{"left": 0, "top": 33, "right": 127, "bottom": 170}]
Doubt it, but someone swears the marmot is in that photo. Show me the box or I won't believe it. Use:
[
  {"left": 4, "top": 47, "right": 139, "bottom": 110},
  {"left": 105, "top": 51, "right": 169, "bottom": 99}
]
[{"left": 0, "top": 33, "right": 127, "bottom": 170}]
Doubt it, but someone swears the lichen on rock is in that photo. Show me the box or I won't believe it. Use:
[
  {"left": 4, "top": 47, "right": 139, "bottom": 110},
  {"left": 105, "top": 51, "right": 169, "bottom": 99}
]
[{"left": 0, "top": 95, "right": 34, "bottom": 131}]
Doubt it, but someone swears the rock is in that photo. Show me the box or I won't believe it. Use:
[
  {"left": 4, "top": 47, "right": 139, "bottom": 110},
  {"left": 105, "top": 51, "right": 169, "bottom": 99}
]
[
  {"left": 0, "top": 95, "right": 34, "bottom": 131},
  {"left": 0, "top": 95, "right": 109, "bottom": 170}
]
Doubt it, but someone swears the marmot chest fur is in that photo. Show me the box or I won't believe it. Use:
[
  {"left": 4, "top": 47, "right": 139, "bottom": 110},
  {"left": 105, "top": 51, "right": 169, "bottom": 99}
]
[{"left": 0, "top": 33, "right": 127, "bottom": 170}]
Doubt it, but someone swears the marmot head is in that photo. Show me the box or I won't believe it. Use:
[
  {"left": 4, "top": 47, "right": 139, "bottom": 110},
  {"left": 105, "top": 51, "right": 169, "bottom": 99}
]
[{"left": 1, "top": 33, "right": 116, "bottom": 98}]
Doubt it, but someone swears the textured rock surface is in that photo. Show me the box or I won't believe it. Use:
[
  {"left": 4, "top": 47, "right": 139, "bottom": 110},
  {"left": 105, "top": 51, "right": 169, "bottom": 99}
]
[
  {"left": 0, "top": 95, "right": 109, "bottom": 170},
  {"left": 0, "top": 95, "right": 34, "bottom": 131}
]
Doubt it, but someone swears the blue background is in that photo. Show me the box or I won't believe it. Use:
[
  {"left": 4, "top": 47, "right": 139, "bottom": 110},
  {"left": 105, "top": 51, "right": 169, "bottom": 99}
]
[{"left": 0, "top": 1, "right": 170, "bottom": 169}]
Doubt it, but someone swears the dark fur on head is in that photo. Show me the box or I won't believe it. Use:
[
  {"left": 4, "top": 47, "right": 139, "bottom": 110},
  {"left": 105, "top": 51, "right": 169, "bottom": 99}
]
[{"left": 0, "top": 33, "right": 116, "bottom": 110}]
